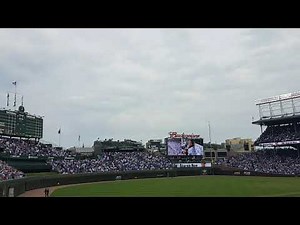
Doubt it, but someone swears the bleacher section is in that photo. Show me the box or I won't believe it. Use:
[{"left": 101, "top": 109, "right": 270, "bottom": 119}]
[{"left": 255, "top": 123, "right": 300, "bottom": 145}]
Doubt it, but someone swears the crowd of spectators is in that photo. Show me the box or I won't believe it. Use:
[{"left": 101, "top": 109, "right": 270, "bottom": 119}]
[
  {"left": 50, "top": 151, "right": 173, "bottom": 174},
  {"left": 0, "top": 160, "right": 25, "bottom": 181},
  {"left": 3, "top": 134, "right": 300, "bottom": 178},
  {"left": 0, "top": 137, "right": 73, "bottom": 158},
  {"left": 217, "top": 149, "right": 300, "bottom": 175},
  {"left": 255, "top": 124, "right": 300, "bottom": 145},
  {"left": 0, "top": 137, "right": 174, "bottom": 179}
]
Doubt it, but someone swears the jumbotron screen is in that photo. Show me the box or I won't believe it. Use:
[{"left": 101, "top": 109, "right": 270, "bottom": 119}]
[{"left": 166, "top": 132, "right": 204, "bottom": 156}]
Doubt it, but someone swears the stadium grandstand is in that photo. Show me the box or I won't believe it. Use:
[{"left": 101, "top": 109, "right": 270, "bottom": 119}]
[
  {"left": 50, "top": 138, "right": 172, "bottom": 174},
  {"left": 50, "top": 152, "right": 173, "bottom": 174},
  {"left": 1, "top": 134, "right": 174, "bottom": 177},
  {"left": 253, "top": 91, "right": 300, "bottom": 153},
  {"left": 217, "top": 91, "right": 300, "bottom": 175},
  {"left": 0, "top": 159, "right": 24, "bottom": 181}
]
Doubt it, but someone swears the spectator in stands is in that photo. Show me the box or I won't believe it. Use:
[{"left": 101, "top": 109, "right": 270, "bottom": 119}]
[
  {"left": 217, "top": 148, "right": 300, "bottom": 175},
  {"left": 50, "top": 151, "right": 173, "bottom": 174},
  {"left": 255, "top": 123, "right": 300, "bottom": 145},
  {"left": 0, "top": 137, "right": 75, "bottom": 158},
  {"left": 0, "top": 160, "right": 25, "bottom": 181}
]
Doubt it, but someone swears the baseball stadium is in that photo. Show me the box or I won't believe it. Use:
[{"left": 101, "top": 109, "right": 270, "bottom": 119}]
[{"left": 1, "top": 90, "right": 300, "bottom": 197}]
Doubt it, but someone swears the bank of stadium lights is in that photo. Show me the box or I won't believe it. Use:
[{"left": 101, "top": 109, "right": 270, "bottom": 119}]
[
  {"left": 255, "top": 90, "right": 300, "bottom": 105},
  {"left": 254, "top": 91, "right": 300, "bottom": 120}
]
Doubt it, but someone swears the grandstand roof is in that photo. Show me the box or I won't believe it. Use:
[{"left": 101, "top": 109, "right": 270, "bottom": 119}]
[{"left": 252, "top": 114, "right": 300, "bottom": 126}]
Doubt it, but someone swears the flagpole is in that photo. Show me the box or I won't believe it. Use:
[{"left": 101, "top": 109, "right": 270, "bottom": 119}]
[
  {"left": 78, "top": 135, "right": 80, "bottom": 148},
  {"left": 7, "top": 93, "right": 9, "bottom": 107},
  {"left": 59, "top": 127, "right": 61, "bottom": 147},
  {"left": 13, "top": 81, "right": 17, "bottom": 108},
  {"left": 15, "top": 82, "right": 16, "bottom": 107}
]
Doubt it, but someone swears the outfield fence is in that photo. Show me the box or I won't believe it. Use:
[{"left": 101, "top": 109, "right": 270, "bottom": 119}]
[
  {"left": 0, "top": 167, "right": 211, "bottom": 197},
  {"left": 213, "top": 165, "right": 298, "bottom": 177},
  {"left": 1, "top": 166, "right": 297, "bottom": 197}
]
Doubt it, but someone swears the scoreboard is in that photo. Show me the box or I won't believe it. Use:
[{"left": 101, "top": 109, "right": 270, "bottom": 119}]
[{"left": 0, "top": 106, "right": 43, "bottom": 139}]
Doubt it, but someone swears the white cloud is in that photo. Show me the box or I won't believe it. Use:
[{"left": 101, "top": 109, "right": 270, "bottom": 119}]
[{"left": 1, "top": 28, "right": 300, "bottom": 147}]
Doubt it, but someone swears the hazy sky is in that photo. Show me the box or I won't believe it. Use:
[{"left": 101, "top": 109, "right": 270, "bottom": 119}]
[{"left": 1, "top": 29, "right": 300, "bottom": 148}]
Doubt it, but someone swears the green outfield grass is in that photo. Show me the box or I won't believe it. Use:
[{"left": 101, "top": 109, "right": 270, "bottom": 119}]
[{"left": 51, "top": 176, "right": 300, "bottom": 197}]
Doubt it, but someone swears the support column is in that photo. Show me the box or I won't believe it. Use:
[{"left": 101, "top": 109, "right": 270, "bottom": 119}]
[
  {"left": 258, "top": 105, "right": 263, "bottom": 119},
  {"left": 280, "top": 100, "right": 284, "bottom": 116},
  {"left": 291, "top": 98, "right": 296, "bottom": 115},
  {"left": 269, "top": 103, "right": 273, "bottom": 118}
]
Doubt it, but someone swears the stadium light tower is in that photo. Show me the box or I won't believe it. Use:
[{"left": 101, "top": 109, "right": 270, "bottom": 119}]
[{"left": 208, "top": 121, "right": 212, "bottom": 161}]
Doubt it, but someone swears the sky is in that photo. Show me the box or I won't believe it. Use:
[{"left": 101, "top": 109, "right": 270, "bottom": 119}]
[{"left": 1, "top": 29, "right": 300, "bottom": 148}]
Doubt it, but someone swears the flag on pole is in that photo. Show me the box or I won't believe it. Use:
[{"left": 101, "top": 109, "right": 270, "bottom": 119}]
[{"left": 58, "top": 129, "right": 61, "bottom": 134}]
